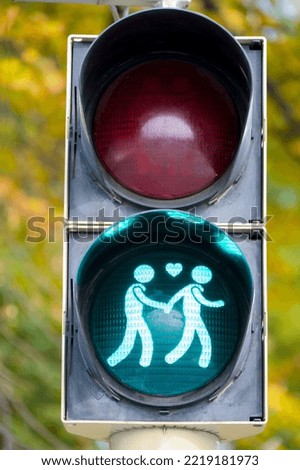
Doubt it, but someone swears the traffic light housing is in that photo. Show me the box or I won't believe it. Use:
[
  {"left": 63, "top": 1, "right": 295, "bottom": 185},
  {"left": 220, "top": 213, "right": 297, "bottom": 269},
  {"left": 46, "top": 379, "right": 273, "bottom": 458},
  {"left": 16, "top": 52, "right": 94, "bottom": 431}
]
[{"left": 62, "top": 7, "right": 267, "bottom": 443}]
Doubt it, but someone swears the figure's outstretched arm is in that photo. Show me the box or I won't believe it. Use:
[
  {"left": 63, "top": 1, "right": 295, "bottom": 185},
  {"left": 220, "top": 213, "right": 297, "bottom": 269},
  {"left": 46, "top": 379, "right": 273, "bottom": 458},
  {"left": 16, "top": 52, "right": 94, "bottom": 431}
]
[
  {"left": 133, "top": 286, "right": 167, "bottom": 310},
  {"left": 192, "top": 286, "right": 224, "bottom": 308},
  {"left": 165, "top": 289, "right": 185, "bottom": 313}
]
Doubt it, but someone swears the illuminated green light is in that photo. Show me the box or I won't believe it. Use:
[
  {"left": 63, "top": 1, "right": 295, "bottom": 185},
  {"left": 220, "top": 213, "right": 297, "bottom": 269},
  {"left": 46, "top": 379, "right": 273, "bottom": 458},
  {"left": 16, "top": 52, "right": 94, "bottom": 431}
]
[
  {"left": 77, "top": 210, "right": 253, "bottom": 400},
  {"left": 106, "top": 263, "right": 224, "bottom": 370},
  {"left": 107, "top": 264, "right": 167, "bottom": 368},
  {"left": 164, "top": 265, "right": 224, "bottom": 368}
]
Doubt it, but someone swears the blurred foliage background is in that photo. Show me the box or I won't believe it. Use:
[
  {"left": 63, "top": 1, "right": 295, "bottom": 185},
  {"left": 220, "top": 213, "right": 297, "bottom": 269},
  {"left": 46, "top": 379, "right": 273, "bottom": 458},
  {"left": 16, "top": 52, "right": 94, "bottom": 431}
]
[{"left": 0, "top": 0, "right": 299, "bottom": 450}]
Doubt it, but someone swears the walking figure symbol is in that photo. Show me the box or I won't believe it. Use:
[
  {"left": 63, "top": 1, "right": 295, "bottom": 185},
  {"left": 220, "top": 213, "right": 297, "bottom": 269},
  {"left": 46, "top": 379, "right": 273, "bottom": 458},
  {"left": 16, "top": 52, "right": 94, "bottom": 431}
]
[
  {"left": 107, "top": 264, "right": 224, "bottom": 369},
  {"left": 107, "top": 265, "right": 166, "bottom": 368}
]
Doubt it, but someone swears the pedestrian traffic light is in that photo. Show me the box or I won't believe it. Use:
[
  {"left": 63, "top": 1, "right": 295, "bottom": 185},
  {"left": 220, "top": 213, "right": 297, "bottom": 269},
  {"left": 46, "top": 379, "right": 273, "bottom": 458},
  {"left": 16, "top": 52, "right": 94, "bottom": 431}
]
[{"left": 62, "top": 7, "right": 267, "bottom": 447}]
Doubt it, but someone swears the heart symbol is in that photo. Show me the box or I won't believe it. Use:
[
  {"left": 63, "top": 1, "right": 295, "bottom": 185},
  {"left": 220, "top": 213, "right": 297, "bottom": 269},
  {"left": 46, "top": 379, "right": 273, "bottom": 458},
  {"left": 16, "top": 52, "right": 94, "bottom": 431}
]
[{"left": 166, "top": 263, "right": 183, "bottom": 277}]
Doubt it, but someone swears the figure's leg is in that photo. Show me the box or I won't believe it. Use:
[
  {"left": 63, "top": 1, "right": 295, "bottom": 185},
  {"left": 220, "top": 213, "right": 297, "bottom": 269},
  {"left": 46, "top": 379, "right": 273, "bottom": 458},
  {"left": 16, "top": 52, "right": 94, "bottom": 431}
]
[
  {"left": 196, "top": 320, "right": 212, "bottom": 368},
  {"left": 165, "top": 324, "right": 195, "bottom": 364},
  {"left": 138, "top": 320, "right": 153, "bottom": 367},
  {"left": 107, "top": 325, "right": 136, "bottom": 367}
]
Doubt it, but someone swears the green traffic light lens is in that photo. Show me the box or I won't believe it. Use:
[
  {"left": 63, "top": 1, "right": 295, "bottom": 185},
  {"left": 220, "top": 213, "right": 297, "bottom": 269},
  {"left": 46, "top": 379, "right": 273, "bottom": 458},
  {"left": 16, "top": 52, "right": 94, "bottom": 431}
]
[
  {"left": 77, "top": 211, "right": 253, "bottom": 405},
  {"left": 93, "top": 59, "right": 240, "bottom": 200}
]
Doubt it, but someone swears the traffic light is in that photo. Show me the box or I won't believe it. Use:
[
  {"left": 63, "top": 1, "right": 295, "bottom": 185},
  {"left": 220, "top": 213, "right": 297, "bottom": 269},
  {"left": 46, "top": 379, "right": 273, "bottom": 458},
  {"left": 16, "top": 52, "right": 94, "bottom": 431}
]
[{"left": 62, "top": 7, "right": 267, "bottom": 446}]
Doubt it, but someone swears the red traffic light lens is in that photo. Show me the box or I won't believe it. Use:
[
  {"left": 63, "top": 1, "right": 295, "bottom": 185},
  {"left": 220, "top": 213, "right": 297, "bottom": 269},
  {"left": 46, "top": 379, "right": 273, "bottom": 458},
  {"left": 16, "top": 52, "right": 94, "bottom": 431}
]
[{"left": 93, "top": 60, "right": 240, "bottom": 200}]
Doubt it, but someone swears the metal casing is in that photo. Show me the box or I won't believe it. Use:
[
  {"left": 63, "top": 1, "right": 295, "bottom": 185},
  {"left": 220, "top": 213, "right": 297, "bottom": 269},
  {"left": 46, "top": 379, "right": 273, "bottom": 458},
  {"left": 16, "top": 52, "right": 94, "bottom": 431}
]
[{"left": 62, "top": 10, "right": 267, "bottom": 443}]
